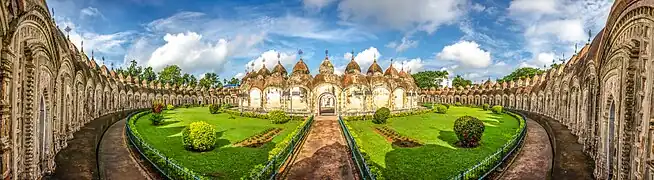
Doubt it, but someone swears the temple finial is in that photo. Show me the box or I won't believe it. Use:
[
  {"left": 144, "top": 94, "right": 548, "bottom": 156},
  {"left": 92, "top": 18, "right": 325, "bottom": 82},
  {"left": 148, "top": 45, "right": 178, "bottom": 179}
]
[
  {"left": 587, "top": 29, "right": 592, "bottom": 44},
  {"left": 81, "top": 41, "right": 84, "bottom": 52},
  {"left": 325, "top": 49, "right": 329, "bottom": 57},
  {"left": 277, "top": 52, "right": 281, "bottom": 63},
  {"left": 351, "top": 49, "right": 355, "bottom": 60},
  {"left": 574, "top": 43, "right": 578, "bottom": 54},
  {"left": 91, "top": 50, "right": 94, "bottom": 60}
]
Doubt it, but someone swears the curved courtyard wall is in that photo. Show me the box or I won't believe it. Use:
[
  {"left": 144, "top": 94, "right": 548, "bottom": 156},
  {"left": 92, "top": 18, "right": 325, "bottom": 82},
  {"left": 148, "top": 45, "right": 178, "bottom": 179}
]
[{"left": 1, "top": 0, "right": 654, "bottom": 180}]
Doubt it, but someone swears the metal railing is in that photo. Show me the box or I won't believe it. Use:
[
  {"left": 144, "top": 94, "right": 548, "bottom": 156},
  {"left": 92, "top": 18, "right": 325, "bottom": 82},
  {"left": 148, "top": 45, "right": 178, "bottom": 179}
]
[
  {"left": 251, "top": 116, "right": 315, "bottom": 179},
  {"left": 125, "top": 111, "right": 203, "bottom": 180},
  {"left": 447, "top": 110, "right": 528, "bottom": 180},
  {"left": 338, "top": 116, "right": 375, "bottom": 180}
]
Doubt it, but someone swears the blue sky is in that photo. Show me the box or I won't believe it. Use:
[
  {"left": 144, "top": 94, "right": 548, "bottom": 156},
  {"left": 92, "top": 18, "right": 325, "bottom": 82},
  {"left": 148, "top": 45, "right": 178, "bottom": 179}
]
[{"left": 47, "top": 0, "right": 614, "bottom": 82}]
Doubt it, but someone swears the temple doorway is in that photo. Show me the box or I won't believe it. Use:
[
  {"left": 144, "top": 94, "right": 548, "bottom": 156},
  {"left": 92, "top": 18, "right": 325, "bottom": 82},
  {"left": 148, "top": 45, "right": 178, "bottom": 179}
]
[
  {"left": 607, "top": 101, "right": 616, "bottom": 179},
  {"left": 318, "top": 93, "right": 336, "bottom": 116}
]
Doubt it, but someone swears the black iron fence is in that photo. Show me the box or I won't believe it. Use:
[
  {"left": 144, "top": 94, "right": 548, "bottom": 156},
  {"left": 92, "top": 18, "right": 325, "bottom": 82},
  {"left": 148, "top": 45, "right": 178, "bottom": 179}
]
[{"left": 338, "top": 116, "right": 375, "bottom": 180}]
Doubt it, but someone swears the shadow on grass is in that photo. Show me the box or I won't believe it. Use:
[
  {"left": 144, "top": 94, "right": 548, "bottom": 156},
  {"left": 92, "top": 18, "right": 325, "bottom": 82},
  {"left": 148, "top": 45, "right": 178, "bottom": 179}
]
[
  {"left": 159, "top": 120, "right": 181, "bottom": 126},
  {"left": 437, "top": 130, "right": 458, "bottom": 147},
  {"left": 383, "top": 144, "right": 463, "bottom": 179},
  {"left": 200, "top": 142, "right": 277, "bottom": 179}
]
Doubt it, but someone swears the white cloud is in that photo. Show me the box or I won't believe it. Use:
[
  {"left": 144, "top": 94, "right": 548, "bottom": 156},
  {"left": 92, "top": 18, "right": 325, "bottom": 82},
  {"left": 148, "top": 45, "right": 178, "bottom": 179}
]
[
  {"left": 392, "top": 58, "right": 424, "bottom": 73},
  {"left": 436, "top": 41, "right": 492, "bottom": 68},
  {"left": 471, "top": 3, "right": 486, "bottom": 12},
  {"left": 146, "top": 32, "right": 253, "bottom": 74},
  {"left": 385, "top": 37, "right": 418, "bottom": 53},
  {"left": 303, "top": 0, "right": 338, "bottom": 10},
  {"left": 80, "top": 6, "right": 104, "bottom": 19},
  {"left": 352, "top": 47, "right": 381, "bottom": 71},
  {"left": 234, "top": 72, "right": 245, "bottom": 79},
  {"left": 337, "top": 0, "right": 467, "bottom": 33},
  {"left": 244, "top": 50, "right": 298, "bottom": 73},
  {"left": 56, "top": 18, "right": 132, "bottom": 57},
  {"left": 508, "top": 0, "right": 558, "bottom": 16},
  {"left": 525, "top": 19, "right": 586, "bottom": 43}
]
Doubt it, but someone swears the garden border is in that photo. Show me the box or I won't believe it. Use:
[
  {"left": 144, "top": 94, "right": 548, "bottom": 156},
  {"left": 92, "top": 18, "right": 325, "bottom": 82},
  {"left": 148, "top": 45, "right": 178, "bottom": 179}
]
[{"left": 338, "top": 116, "right": 375, "bottom": 180}]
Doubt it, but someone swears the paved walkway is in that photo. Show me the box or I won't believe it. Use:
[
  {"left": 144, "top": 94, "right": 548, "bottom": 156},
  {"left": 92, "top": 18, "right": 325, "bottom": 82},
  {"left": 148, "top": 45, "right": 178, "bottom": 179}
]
[
  {"left": 501, "top": 119, "right": 553, "bottom": 180},
  {"left": 283, "top": 116, "right": 356, "bottom": 180},
  {"left": 518, "top": 111, "right": 595, "bottom": 180},
  {"left": 98, "top": 119, "right": 151, "bottom": 180},
  {"left": 50, "top": 110, "right": 139, "bottom": 180}
]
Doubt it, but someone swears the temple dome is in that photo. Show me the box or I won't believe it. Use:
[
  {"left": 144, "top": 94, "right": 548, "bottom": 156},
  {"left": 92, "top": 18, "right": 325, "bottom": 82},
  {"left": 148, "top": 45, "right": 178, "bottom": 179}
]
[
  {"left": 367, "top": 59, "right": 383, "bottom": 75},
  {"left": 292, "top": 58, "right": 310, "bottom": 75},
  {"left": 272, "top": 61, "right": 287, "bottom": 76},
  {"left": 384, "top": 62, "right": 399, "bottom": 77},
  {"left": 345, "top": 56, "right": 361, "bottom": 74},
  {"left": 318, "top": 56, "right": 334, "bottom": 74},
  {"left": 257, "top": 64, "right": 271, "bottom": 77}
]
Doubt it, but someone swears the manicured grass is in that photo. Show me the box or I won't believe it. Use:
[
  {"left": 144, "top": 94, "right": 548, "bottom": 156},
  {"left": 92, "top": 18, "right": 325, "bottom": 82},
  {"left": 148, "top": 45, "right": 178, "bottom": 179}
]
[
  {"left": 348, "top": 106, "right": 521, "bottom": 179},
  {"left": 133, "top": 107, "right": 301, "bottom": 179}
]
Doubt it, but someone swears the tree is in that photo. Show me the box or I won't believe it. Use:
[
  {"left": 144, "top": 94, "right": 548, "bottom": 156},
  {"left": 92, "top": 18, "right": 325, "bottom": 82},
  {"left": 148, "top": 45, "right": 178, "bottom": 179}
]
[
  {"left": 114, "top": 68, "right": 126, "bottom": 76},
  {"left": 497, "top": 67, "right": 545, "bottom": 82},
  {"left": 550, "top": 63, "right": 562, "bottom": 69},
  {"left": 411, "top": 70, "right": 449, "bottom": 88},
  {"left": 199, "top": 73, "right": 221, "bottom": 89},
  {"left": 126, "top": 60, "right": 142, "bottom": 78},
  {"left": 159, "top": 65, "right": 182, "bottom": 85},
  {"left": 140, "top": 67, "right": 157, "bottom": 82},
  {"left": 452, "top": 75, "right": 472, "bottom": 87},
  {"left": 188, "top": 74, "right": 197, "bottom": 86},
  {"left": 228, "top": 77, "right": 240, "bottom": 85}
]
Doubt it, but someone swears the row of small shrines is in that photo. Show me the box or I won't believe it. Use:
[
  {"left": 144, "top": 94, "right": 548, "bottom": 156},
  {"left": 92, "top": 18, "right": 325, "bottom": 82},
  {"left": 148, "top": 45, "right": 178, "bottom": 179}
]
[{"left": 3, "top": 1, "right": 654, "bottom": 180}]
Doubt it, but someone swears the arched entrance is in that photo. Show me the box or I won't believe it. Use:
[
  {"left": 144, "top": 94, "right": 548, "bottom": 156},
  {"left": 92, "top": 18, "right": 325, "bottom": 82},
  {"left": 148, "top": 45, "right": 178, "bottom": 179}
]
[
  {"left": 38, "top": 95, "right": 49, "bottom": 172},
  {"left": 318, "top": 93, "right": 336, "bottom": 116}
]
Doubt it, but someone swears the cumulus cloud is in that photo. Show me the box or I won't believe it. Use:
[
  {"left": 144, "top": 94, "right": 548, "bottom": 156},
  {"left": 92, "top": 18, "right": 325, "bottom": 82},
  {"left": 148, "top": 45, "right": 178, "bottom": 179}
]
[
  {"left": 351, "top": 47, "right": 382, "bottom": 71},
  {"left": 392, "top": 58, "right": 424, "bottom": 73},
  {"left": 244, "top": 50, "right": 298, "bottom": 73},
  {"left": 386, "top": 37, "right": 419, "bottom": 53},
  {"left": 234, "top": 72, "right": 245, "bottom": 79},
  {"left": 56, "top": 18, "right": 133, "bottom": 58},
  {"left": 337, "top": 0, "right": 467, "bottom": 33},
  {"left": 436, "top": 41, "right": 491, "bottom": 68},
  {"left": 507, "top": 0, "right": 612, "bottom": 66}
]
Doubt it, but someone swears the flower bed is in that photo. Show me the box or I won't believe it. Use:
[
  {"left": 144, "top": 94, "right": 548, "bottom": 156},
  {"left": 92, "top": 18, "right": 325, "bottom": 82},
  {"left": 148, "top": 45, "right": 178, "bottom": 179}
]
[
  {"left": 375, "top": 126, "right": 423, "bottom": 148},
  {"left": 234, "top": 128, "right": 283, "bottom": 148}
]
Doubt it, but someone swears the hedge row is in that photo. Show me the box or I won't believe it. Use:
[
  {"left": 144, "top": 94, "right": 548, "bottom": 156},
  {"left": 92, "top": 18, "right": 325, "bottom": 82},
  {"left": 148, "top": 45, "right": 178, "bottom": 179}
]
[
  {"left": 342, "top": 120, "right": 385, "bottom": 179},
  {"left": 343, "top": 109, "right": 432, "bottom": 121}
]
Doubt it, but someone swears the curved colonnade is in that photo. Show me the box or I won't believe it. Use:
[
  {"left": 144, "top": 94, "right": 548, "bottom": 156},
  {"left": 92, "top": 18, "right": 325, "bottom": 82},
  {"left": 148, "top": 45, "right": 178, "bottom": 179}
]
[
  {"left": 419, "top": 1, "right": 654, "bottom": 179},
  {"left": 0, "top": 0, "right": 653, "bottom": 180}
]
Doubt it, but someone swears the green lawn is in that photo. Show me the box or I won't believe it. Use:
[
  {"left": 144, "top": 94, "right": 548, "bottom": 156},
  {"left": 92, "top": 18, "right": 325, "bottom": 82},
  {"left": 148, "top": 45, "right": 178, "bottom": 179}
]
[
  {"left": 133, "top": 107, "right": 301, "bottom": 179},
  {"left": 347, "top": 106, "right": 521, "bottom": 179}
]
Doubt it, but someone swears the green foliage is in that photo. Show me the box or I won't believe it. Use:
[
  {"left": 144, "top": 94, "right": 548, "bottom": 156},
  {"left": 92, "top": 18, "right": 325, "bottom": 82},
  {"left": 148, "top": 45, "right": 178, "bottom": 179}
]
[
  {"left": 221, "top": 103, "right": 232, "bottom": 109},
  {"left": 182, "top": 121, "right": 217, "bottom": 152},
  {"left": 152, "top": 102, "right": 165, "bottom": 113},
  {"left": 268, "top": 110, "right": 290, "bottom": 124},
  {"left": 435, "top": 105, "right": 447, "bottom": 114},
  {"left": 411, "top": 70, "right": 449, "bottom": 88},
  {"left": 166, "top": 104, "right": 175, "bottom": 110},
  {"left": 491, "top": 106, "right": 503, "bottom": 114},
  {"left": 455, "top": 102, "right": 462, "bottom": 106},
  {"left": 149, "top": 113, "right": 164, "bottom": 125},
  {"left": 199, "top": 73, "right": 222, "bottom": 89},
  {"left": 226, "top": 77, "right": 240, "bottom": 85},
  {"left": 452, "top": 75, "right": 472, "bottom": 87},
  {"left": 159, "top": 65, "right": 183, "bottom": 85},
  {"left": 453, "top": 116, "right": 486, "bottom": 148},
  {"left": 140, "top": 66, "right": 157, "bottom": 82},
  {"left": 497, "top": 67, "right": 545, "bottom": 82},
  {"left": 181, "top": 73, "right": 197, "bottom": 86},
  {"left": 442, "top": 103, "right": 450, "bottom": 109},
  {"left": 126, "top": 60, "right": 143, "bottom": 78},
  {"left": 208, "top": 104, "right": 222, "bottom": 114},
  {"left": 373, "top": 107, "right": 391, "bottom": 124},
  {"left": 482, "top": 104, "right": 490, "bottom": 111}
]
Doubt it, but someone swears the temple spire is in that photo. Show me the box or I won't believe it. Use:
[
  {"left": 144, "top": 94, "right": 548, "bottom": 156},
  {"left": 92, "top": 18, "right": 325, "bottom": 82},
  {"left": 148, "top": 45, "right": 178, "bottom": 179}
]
[
  {"left": 587, "top": 29, "right": 592, "bottom": 44},
  {"left": 91, "top": 50, "right": 95, "bottom": 60},
  {"left": 574, "top": 43, "right": 578, "bottom": 54},
  {"left": 81, "top": 41, "right": 84, "bottom": 52},
  {"left": 277, "top": 52, "right": 281, "bottom": 63}
]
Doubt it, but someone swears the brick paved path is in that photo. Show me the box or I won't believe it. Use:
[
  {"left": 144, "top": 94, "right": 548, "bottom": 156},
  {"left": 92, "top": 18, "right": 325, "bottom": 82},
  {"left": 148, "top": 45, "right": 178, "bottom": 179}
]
[
  {"left": 283, "top": 116, "right": 356, "bottom": 180},
  {"left": 501, "top": 119, "right": 553, "bottom": 180},
  {"left": 98, "top": 119, "right": 151, "bottom": 180}
]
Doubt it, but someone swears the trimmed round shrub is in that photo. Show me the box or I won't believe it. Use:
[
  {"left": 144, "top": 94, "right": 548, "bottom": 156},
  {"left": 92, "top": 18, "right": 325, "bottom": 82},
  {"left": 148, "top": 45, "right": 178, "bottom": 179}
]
[
  {"left": 221, "top": 103, "right": 232, "bottom": 109},
  {"left": 373, "top": 107, "right": 390, "bottom": 124},
  {"left": 435, "top": 105, "right": 448, "bottom": 114},
  {"left": 269, "top": 110, "right": 290, "bottom": 124},
  {"left": 454, "top": 102, "right": 462, "bottom": 106},
  {"left": 453, "top": 116, "right": 485, "bottom": 148},
  {"left": 182, "top": 121, "right": 217, "bottom": 152},
  {"left": 442, "top": 103, "right": 450, "bottom": 109},
  {"left": 491, "top": 105, "right": 503, "bottom": 114},
  {"left": 166, "top": 104, "right": 175, "bottom": 110},
  {"left": 209, "top": 104, "right": 221, "bottom": 114},
  {"left": 482, "top": 104, "right": 490, "bottom": 111}
]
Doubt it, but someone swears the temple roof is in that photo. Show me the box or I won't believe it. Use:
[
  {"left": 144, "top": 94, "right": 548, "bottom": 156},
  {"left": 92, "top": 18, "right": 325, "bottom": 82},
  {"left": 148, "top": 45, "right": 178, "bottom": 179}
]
[
  {"left": 318, "top": 56, "right": 335, "bottom": 74},
  {"left": 292, "top": 58, "right": 310, "bottom": 75},
  {"left": 345, "top": 56, "right": 361, "bottom": 74},
  {"left": 384, "top": 61, "right": 399, "bottom": 77},
  {"left": 367, "top": 59, "right": 383, "bottom": 75},
  {"left": 272, "top": 60, "right": 287, "bottom": 76}
]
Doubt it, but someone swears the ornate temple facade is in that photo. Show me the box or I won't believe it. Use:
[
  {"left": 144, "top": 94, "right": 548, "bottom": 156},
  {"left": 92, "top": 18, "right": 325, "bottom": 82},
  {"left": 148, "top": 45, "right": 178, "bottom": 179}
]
[
  {"left": 239, "top": 56, "right": 421, "bottom": 116},
  {"left": 1, "top": 0, "right": 654, "bottom": 179}
]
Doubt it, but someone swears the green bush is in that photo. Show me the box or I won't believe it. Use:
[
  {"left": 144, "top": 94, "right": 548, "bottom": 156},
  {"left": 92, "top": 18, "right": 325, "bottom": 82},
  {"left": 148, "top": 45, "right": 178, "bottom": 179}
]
[
  {"left": 182, "top": 121, "right": 217, "bottom": 152},
  {"left": 208, "top": 104, "right": 221, "bottom": 114},
  {"left": 149, "top": 113, "right": 164, "bottom": 125},
  {"left": 268, "top": 110, "right": 289, "bottom": 124},
  {"left": 166, "top": 104, "right": 175, "bottom": 110},
  {"left": 453, "top": 116, "right": 485, "bottom": 148},
  {"left": 442, "top": 103, "right": 450, "bottom": 109},
  {"left": 435, "top": 105, "right": 448, "bottom": 114},
  {"left": 455, "top": 102, "right": 462, "bottom": 106},
  {"left": 221, "top": 103, "right": 232, "bottom": 109},
  {"left": 491, "top": 105, "right": 503, "bottom": 114},
  {"left": 373, "top": 107, "right": 390, "bottom": 124},
  {"left": 482, "top": 103, "right": 490, "bottom": 111},
  {"left": 152, "top": 102, "right": 165, "bottom": 113}
]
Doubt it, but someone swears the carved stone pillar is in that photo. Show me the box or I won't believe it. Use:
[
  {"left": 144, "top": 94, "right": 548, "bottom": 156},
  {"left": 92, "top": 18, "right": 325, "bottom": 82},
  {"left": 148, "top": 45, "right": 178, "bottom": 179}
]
[{"left": 0, "top": 37, "right": 15, "bottom": 180}]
